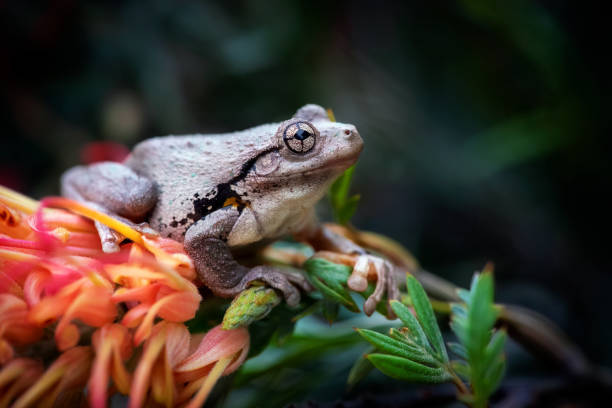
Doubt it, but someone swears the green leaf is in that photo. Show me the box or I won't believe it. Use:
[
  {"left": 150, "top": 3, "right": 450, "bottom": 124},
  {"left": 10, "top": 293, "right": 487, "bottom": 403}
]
[
  {"left": 447, "top": 342, "right": 468, "bottom": 360},
  {"left": 337, "top": 194, "right": 360, "bottom": 225},
  {"left": 451, "top": 304, "right": 467, "bottom": 319},
  {"left": 457, "top": 288, "right": 471, "bottom": 304},
  {"left": 450, "top": 266, "right": 506, "bottom": 407},
  {"left": 310, "top": 277, "right": 359, "bottom": 312},
  {"left": 321, "top": 300, "right": 340, "bottom": 324},
  {"left": 303, "top": 258, "right": 360, "bottom": 312},
  {"left": 366, "top": 354, "right": 451, "bottom": 383},
  {"left": 483, "top": 330, "right": 507, "bottom": 369},
  {"left": 451, "top": 361, "right": 471, "bottom": 380},
  {"left": 483, "top": 358, "right": 506, "bottom": 398},
  {"left": 466, "top": 272, "right": 497, "bottom": 354},
  {"left": 390, "top": 301, "right": 431, "bottom": 352},
  {"left": 406, "top": 275, "right": 448, "bottom": 362},
  {"left": 389, "top": 328, "right": 418, "bottom": 347},
  {"left": 356, "top": 329, "right": 438, "bottom": 365},
  {"left": 328, "top": 165, "right": 360, "bottom": 225},
  {"left": 347, "top": 348, "right": 375, "bottom": 389}
]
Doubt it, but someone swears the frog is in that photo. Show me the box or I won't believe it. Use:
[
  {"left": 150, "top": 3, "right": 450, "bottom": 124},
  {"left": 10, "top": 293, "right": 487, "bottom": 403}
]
[{"left": 61, "top": 104, "right": 399, "bottom": 315}]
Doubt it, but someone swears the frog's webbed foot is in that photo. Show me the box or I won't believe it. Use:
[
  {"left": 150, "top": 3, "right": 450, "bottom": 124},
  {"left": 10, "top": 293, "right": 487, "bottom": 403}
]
[
  {"left": 94, "top": 218, "right": 159, "bottom": 253},
  {"left": 61, "top": 162, "right": 158, "bottom": 253},
  {"left": 348, "top": 254, "right": 400, "bottom": 316},
  {"left": 306, "top": 223, "right": 401, "bottom": 316},
  {"left": 76, "top": 201, "right": 158, "bottom": 253},
  {"left": 216, "top": 266, "right": 313, "bottom": 307},
  {"left": 185, "top": 213, "right": 313, "bottom": 308}
]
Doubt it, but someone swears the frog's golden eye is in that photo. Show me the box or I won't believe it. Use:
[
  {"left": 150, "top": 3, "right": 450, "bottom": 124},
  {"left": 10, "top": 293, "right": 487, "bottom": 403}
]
[{"left": 283, "top": 121, "right": 316, "bottom": 154}]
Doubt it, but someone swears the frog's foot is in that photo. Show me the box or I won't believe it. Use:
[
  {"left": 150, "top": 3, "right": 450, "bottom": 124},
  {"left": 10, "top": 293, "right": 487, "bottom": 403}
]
[
  {"left": 224, "top": 266, "right": 313, "bottom": 307},
  {"left": 348, "top": 254, "right": 400, "bottom": 316},
  {"left": 73, "top": 199, "right": 157, "bottom": 253},
  {"left": 94, "top": 219, "right": 159, "bottom": 253}
]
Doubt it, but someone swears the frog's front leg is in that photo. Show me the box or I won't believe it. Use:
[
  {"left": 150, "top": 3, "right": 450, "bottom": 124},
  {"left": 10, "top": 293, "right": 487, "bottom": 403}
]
[
  {"left": 184, "top": 207, "right": 311, "bottom": 307},
  {"left": 302, "top": 223, "right": 400, "bottom": 316},
  {"left": 61, "top": 162, "right": 158, "bottom": 252}
]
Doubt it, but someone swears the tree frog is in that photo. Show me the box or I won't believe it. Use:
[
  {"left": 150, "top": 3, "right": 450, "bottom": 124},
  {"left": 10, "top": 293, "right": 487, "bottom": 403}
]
[{"left": 61, "top": 104, "right": 398, "bottom": 315}]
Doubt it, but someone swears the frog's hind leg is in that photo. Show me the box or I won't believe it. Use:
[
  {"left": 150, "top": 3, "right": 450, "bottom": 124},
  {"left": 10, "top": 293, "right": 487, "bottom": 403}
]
[
  {"left": 184, "top": 207, "right": 312, "bottom": 306},
  {"left": 61, "top": 162, "right": 158, "bottom": 252}
]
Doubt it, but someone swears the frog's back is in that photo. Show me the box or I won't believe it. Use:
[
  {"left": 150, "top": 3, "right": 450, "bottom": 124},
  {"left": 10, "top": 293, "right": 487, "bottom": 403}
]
[{"left": 124, "top": 124, "right": 278, "bottom": 240}]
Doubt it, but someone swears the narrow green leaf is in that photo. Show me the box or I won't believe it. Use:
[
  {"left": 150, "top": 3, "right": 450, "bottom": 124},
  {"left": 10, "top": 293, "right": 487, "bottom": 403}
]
[
  {"left": 483, "top": 359, "right": 506, "bottom": 397},
  {"left": 389, "top": 328, "right": 420, "bottom": 348},
  {"left": 329, "top": 165, "right": 360, "bottom": 224},
  {"left": 451, "top": 304, "right": 467, "bottom": 319},
  {"left": 367, "top": 354, "right": 452, "bottom": 383},
  {"left": 303, "top": 258, "right": 360, "bottom": 312},
  {"left": 322, "top": 300, "right": 340, "bottom": 323},
  {"left": 451, "top": 267, "right": 506, "bottom": 406},
  {"left": 483, "top": 330, "right": 507, "bottom": 369},
  {"left": 457, "top": 288, "right": 471, "bottom": 304},
  {"left": 330, "top": 165, "right": 355, "bottom": 207},
  {"left": 406, "top": 275, "right": 448, "bottom": 362},
  {"left": 337, "top": 194, "right": 360, "bottom": 224},
  {"left": 347, "top": 349, "right": 375, "bottom": 389},
  {"left": 466, "top": 272, "right": 497, "bottom": 356},
  {"left": 447, "top": 342, "right": 468, "bottom": 359},
  {"left": 357, "top": 329, "right": 438, "bottom": 365},
  {"left": 390, "top": 301, "right": 431, "bottom": 352},
  {"left": 309, "top": 276, "right": 359, "bottom": 312},
  {"left": 451, "top": 361, "right": 471, "bottom": 380}
]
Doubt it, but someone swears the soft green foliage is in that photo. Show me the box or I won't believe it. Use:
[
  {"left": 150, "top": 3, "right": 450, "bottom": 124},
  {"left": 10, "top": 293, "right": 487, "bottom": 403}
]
[
  {"left": 450, "top": 265, "right": 507, "bottom": 408},
  {"left": 303, "top": 257, "right": 389, "bottom": 319},
  {"left": 223, "top": 286, "right": 281, "bottom": 329},
  {"left": 346, "top": 347, "right": 375, "bottom": 389},
  {"left": 303, "top": 258, "right": 360, "bottom": 312},
  {"left": 328, "top": 165, "right": 360, "bottom": 225},
  {"left": 406, "top": 276, "right": 449, "bottom": 361},
  {"left": 356, "top": 284, "right": 452, "bottom": 384},
  {"left": 355, "top": 268, "right": 506, "bottom": 408}
]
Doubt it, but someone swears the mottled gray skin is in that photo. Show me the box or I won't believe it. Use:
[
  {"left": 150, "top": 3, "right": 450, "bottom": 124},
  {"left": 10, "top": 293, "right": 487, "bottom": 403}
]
[{"left": 61, "top": 104, "right": 399, "bottom": 313}]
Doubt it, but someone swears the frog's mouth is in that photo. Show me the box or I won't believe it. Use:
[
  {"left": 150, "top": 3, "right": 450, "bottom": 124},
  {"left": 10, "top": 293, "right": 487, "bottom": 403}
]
[
  {"left": 320, "top": 155, "right": 360, "bottom": 172},
  {"left": 250, "top": 154, "right": 359, "bottom": 181}
]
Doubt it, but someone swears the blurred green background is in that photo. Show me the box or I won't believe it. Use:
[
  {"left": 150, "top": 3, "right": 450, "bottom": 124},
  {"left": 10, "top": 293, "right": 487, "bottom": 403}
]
[{"left": 1, "top": 0, "right": 610, "bottom": 405}]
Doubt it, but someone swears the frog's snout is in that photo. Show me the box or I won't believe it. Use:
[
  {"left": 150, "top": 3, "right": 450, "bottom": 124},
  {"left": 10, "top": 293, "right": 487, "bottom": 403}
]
[{"left": 342, "top": 125, "right": 364, "bottom": 154}]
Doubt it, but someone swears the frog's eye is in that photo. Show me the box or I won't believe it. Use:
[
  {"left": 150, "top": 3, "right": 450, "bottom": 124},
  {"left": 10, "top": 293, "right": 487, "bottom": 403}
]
[{"left": 283, "top": 121, "right": 316, "bottom": 154}]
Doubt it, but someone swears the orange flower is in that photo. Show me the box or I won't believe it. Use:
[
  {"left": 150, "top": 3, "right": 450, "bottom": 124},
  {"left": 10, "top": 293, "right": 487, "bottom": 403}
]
[
  {"left": 0, "top": 358, "right": 43, "bottom": 407},
  {"left": 12, "top": 346, "right": 92, "bottom": 408},
  {"left": 0, "top": 294, "right": 42, "bottom": 364},
  {"left": 88, "top": 324, "right": 133, "bottom": 408},
  {"left": 175, "top": 325, "right": 250, "bottom": 408},
  {"left": 0, "top": 185, "right": 251, "bottom": 407}
]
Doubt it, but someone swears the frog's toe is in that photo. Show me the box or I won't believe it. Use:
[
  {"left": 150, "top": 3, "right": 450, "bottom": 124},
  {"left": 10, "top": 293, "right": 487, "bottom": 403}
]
[
  {"left": 350, "top": 254, "right": 399, "bottom": 317},
  {"left": 133, "top": 222, "right": 159, "bottom": 237},
  {"left": 240, "top": 266, "right": 308, "bottom": 307},
  {"left": 95, "top": 221, "right": 122, "bottom": 253}
]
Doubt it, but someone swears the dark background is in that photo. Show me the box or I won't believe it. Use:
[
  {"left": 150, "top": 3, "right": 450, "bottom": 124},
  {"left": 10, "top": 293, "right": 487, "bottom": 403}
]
[{"left": 1, "top": 0, "right": 611, "bottom": 404}]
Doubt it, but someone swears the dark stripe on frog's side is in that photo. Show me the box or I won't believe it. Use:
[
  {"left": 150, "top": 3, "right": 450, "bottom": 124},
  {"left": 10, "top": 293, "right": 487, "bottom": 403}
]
[{"left": 168, "top": 147, "right": 278, "bottom": 230}]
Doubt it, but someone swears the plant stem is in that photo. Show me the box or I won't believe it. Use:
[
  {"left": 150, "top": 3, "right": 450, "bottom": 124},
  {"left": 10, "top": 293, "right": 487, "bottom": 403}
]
[{"left": 447, "top": 366, "right": 470, "bottom": 397}]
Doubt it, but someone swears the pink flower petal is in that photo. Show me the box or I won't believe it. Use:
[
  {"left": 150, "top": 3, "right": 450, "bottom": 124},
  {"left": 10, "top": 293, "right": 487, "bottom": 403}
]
[
  {"left": 89, "top": 325, "right": 132, "bottom": 408},
  {"left": 175, "top": 325, "right": 250, "bottom": 376}
]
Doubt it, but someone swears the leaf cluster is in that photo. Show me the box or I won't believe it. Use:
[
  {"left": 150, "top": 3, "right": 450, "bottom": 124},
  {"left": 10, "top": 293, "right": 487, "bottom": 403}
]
[
  {"left": 358, "top": 275, "right": 451, "bottom": 383},
  {"left": 449, "top": 265, "right": 506, "bottom": 407},
  {"left": 303, "top": 258, "right": 389, "bottom": 319},
  {"left": 356, "top": 268, "right": 506, "bottom": 408}
]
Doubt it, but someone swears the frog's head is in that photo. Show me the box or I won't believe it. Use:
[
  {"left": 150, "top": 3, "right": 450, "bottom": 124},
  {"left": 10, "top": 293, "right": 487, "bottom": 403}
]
[{"left": 252, "top": 104, "right": 364, "bottom": 184}]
